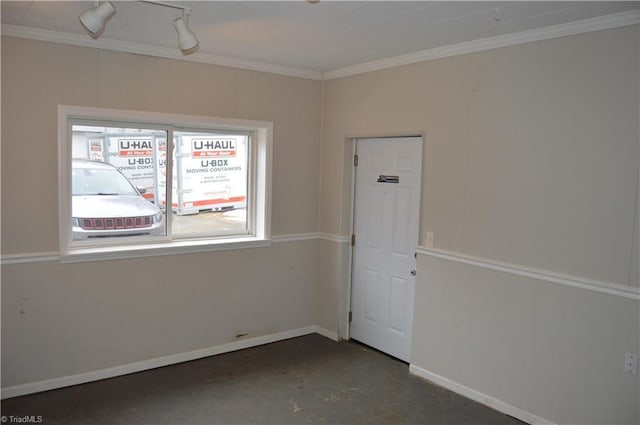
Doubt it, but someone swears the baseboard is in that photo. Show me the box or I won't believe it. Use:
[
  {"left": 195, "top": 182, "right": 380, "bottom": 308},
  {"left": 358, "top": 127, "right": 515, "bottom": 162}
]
[
  {"left": 2, "top": 326, "right": 336, "bottom": 400},
  {"left": 409, "top": 364, "right": 555, "bottom": 425},
  {"left": 311, "top": 325, "right": 339, "bottom": 341}
]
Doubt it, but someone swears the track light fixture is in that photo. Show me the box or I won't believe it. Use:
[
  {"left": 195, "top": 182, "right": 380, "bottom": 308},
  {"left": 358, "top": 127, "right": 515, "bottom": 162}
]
[
  {"left": 173, "top": 9, "right": 199, "bottom": 52},
  {"left": 79, "top": 1, "right": 115, "bottom": 34},
  {"left": 78, "top": 0, "right": 199, "bottom": 53},
  {"left": 143, "top": 1, "right": 199, "bottom": 53}
]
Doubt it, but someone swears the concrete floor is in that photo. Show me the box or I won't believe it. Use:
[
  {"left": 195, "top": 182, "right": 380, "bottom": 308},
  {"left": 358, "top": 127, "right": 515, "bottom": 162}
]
[{"left": 1, "top": 335, "right": 524, "bottom": 425}]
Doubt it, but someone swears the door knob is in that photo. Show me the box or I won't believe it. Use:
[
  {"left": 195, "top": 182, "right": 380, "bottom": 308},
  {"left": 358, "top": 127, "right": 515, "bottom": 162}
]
[{"left": 410, "top": 269, "right": 416, "bottom": 276}]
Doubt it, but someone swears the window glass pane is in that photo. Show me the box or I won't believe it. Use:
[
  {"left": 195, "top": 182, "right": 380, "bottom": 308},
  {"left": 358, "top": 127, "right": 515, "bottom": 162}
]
[
  {"left": 70, "top": 125, "right": 167, "bottom": 241},
  {"left": 170, "top": 130, "right": 249, "bottom": 237}
]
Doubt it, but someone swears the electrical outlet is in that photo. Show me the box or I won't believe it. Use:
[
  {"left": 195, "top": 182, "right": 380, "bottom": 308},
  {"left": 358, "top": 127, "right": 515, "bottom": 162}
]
[
  {"left": 425, "top": 232, "right": 434, "bottom": 248},
  {"left": 624, "top": 353, "right": 638, "bottom": 374}
]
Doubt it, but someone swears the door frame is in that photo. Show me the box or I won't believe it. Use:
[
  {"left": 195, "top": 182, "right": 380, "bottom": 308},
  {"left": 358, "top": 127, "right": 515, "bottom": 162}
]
[{"left": 339, "top": 132, "right": 425, "bottom": 341}]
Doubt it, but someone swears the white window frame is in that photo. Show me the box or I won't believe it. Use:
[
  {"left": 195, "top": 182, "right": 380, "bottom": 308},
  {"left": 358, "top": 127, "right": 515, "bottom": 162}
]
[{"left": 58, "top": 105, "right": 272, "bottom": 263}]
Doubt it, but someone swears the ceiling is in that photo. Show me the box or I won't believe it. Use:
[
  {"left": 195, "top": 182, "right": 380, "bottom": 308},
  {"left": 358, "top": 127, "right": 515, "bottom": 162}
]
[{"left": 2, "top": 1, "right": 639, "bottom": 78}]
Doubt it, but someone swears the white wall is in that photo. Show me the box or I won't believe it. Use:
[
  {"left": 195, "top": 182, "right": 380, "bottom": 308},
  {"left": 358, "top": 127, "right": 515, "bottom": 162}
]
[
  {"left": 320, "top": 25, "right": 640, "bottom": 424},
  {"left": 321, "top": 26, "right": 639, "bottom": 286},
  {"left": 413, "top": 254, "right": 639, "bottom": 425},
  {"left": 1, "top": 37, "right": 322, "bottom": 390},
  {"left": 2, "top": 242, "right": 318, "bottom": 387}
]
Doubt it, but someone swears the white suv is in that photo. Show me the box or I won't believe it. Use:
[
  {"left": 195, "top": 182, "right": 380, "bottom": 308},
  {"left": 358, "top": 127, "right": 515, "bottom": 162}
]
[{"left": 72, "top": 160, "right": 164, "bottom": 240}]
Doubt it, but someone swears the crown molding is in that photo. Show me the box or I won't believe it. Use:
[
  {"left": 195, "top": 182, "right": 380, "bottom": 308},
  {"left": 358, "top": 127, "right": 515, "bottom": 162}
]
[
  {"left": 323, "top": 9, "right": 640, "bottom": 80},
  {"left": 2, "top": 9, "right": 639, "bottom": 81},
  {"left": 0, "top": 24, "right": 323, "bottom": 81}
]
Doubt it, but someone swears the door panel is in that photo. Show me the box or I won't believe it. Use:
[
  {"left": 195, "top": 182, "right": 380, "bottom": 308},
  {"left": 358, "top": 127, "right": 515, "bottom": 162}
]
[{"left": 351, "top": 137, "right": 422, "bottom": 362}]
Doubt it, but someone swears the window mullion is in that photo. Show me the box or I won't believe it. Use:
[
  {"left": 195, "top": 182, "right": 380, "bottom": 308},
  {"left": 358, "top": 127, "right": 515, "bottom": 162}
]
[{"left": 165, "top": 128, "right": 175, "bottom": 239}]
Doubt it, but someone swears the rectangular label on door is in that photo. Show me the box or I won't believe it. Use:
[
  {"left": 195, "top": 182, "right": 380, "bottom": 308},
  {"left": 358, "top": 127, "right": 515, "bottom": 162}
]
[{"left": 377, "top": 175, "right": 399, "bottom": 183}]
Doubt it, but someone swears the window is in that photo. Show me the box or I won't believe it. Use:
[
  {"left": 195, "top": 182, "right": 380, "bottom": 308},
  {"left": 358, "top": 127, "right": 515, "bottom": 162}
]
[{"left": 59, "top": 106, "right": 272, "bottom": 261}]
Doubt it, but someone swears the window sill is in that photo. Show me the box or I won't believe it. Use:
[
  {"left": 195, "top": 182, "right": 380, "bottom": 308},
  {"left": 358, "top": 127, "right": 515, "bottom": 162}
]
[{"left": 60, "top": 236, "right": 271, "bottom": 263}]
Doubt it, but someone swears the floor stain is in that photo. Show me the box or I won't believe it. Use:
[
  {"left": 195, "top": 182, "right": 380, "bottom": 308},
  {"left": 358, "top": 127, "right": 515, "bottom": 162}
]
[{"left": 324, "top": 393, "right": 340, "bottom": 403}]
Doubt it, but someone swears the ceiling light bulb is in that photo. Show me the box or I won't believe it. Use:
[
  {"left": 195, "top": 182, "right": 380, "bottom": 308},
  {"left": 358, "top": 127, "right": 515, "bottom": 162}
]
[
  {"left": 173, "top": 15, "right": 199, "bottom": 52},
  {"left": 79, "top": 1, "right": 115, "bottom": 34}
]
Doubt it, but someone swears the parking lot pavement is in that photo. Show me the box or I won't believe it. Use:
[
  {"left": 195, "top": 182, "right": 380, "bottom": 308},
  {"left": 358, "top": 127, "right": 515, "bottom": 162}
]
[{"left": 172, "top": 208, "right": 247, "bottom": 235}]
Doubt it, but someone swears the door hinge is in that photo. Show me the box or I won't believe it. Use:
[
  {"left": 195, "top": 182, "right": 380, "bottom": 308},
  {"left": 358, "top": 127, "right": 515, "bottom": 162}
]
[
  {"left": 349, "top": 311, "right": 353, "bottom": 323},
  {"left": 353, "top": 154, "right": 359, "bottom": 167},
  {"left": 351, "top": 234, "right": 356, "bottom": 246}
]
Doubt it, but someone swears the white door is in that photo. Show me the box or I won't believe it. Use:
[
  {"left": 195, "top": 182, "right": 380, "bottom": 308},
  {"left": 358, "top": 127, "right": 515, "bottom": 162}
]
[{"left": 350, "top": 137, "right": 422, "bottom": 362}]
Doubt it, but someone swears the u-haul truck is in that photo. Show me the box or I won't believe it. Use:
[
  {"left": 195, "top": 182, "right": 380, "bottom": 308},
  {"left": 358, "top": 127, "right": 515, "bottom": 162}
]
[
  {"left": 74, "top": 133, "right": 161, "bottom": 203},
  {"left": 157, "top": 134, "right": 247, "bottom": 215},
  {"left": 103, "top": 135, "right": 161, "bottom": 203},
  {"left": 72, "top": 128, "right": 246, "bottom": 215}
]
